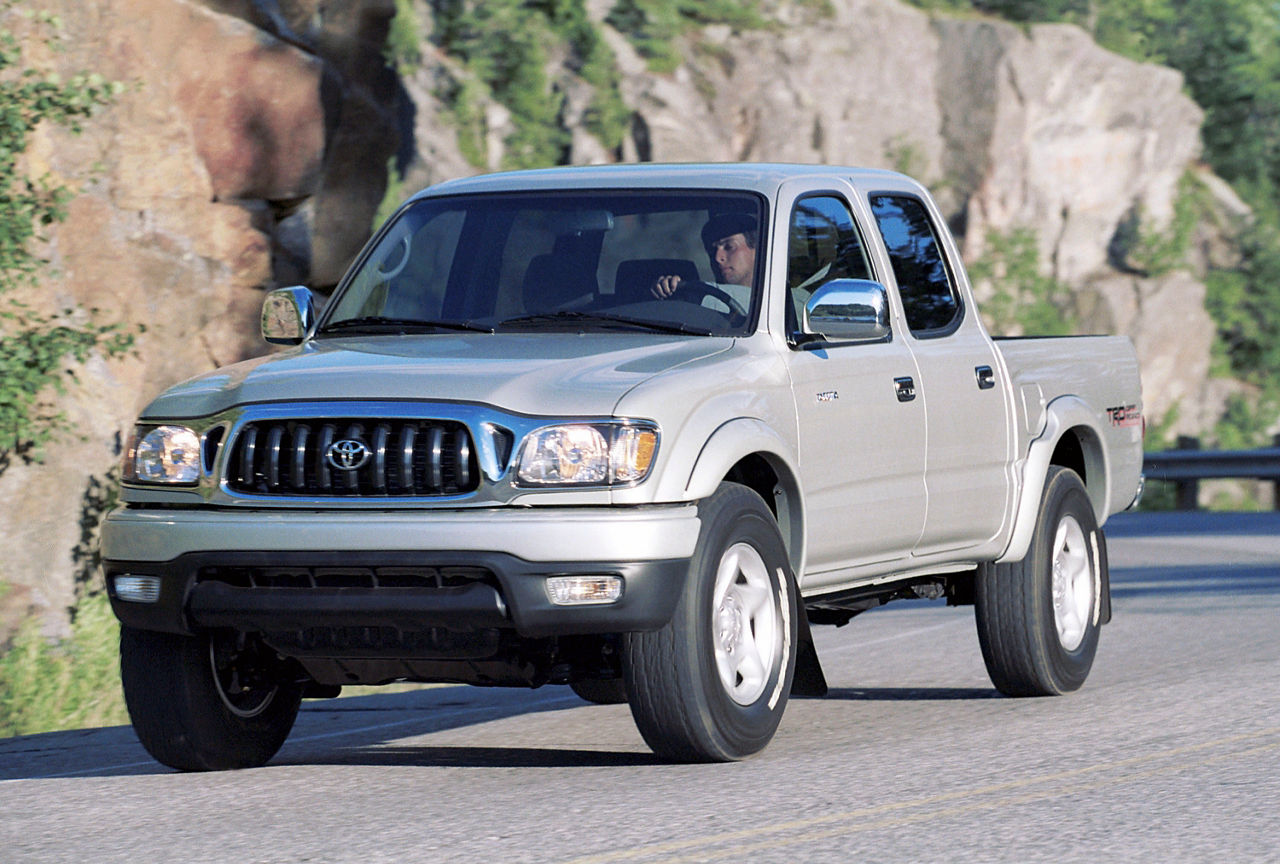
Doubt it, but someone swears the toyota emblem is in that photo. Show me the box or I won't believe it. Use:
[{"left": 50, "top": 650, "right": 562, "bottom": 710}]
[{"left": 326, "top": 438, "right": 371, "bottom": 471}]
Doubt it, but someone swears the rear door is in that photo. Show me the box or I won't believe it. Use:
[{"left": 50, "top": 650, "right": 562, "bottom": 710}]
[{"left": 866, "top": 190, "right": 1013, "bottom": 555}]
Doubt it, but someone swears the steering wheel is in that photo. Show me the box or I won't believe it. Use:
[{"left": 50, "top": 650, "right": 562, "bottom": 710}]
[{"left": 674, "top": 280, "right": 748, "bottom": 320}]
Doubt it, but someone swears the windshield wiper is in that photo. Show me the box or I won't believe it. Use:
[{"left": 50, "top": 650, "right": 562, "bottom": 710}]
[
  {"left": 498, "top": 311, "right": 714, "bottom": 336},
  {"left": 319, "top": 316, "right": 494, "bottom": 334}
]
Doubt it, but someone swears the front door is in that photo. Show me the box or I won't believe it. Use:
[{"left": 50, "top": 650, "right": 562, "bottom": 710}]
[{"left": 782, "top": 190, "right": 927, "bottom": 587}]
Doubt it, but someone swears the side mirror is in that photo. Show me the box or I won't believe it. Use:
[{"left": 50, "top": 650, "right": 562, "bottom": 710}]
[
  {"left": 261, "top": 286, "right": 316, "bottom": 345},
  {"left": 803, "top": 279, "right": 891, "bottom": 343}
]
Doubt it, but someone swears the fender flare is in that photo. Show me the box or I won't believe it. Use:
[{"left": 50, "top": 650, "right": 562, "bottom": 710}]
[
  {"left": 997, "top": 395, "right": 1110, "bottom": 564},
  {"left": 684, "top": 417, "right": 806, "bottom": 578}
]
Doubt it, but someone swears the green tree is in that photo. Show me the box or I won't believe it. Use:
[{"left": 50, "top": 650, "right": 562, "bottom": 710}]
[
  {"left": 1140, "top": 1, "right": 1280, "bottom": 199},
  {"left": 1206, "top": 210, "right": 1280, "bottom": 386},
  {"left": 1088, "top": 0, "right": 1178, "bottom": 62},
  {"left": 970, "top": 0, "right": 1089, "bottom": 21},
  {"left": 605, "top": 0, "right": 766, "bottom": 73},
  {"left": 431, "top": 0, "right": 632, "bottom": 167},
  {"left": 534, "top": 0, "right": 631, "bottom": 151},
  {"left": 435, "top": 0, "right": 569, "bottom": 168}
]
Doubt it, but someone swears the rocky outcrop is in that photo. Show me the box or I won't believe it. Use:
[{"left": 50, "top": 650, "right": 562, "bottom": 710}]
[
  {"left": 1, "top": 0, "right": 397, "bottom": 635},
  {"left": 0, "top": 0, "right": 1242, "bottom": 632}
]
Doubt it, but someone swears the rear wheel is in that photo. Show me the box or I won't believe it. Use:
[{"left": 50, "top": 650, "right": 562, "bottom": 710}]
[
  {"left": 624, "top": 483, "right": 797, "bottom": 761},
  {"left": 120, "top": 626, "right": 302, "bottom": 771},
  {"left": 975, "top": 466, "right": 1104, "bottom": 696}
]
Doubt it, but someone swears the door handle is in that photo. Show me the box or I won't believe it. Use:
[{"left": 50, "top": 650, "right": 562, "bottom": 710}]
[
  {"left": 976, "top": 365, "right": 996, "bottom": 390},
  {"left": 894, "top": 376, "right": 916, "bottom": 402}
]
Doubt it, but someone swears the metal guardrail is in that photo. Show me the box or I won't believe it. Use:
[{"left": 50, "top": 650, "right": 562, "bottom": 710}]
[{"left": 1143, "top": 435, "right": 1280, "bottom": 510}]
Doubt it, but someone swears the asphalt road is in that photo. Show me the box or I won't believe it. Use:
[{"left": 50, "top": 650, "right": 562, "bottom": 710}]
[{"left": 2, "top": 510, "right": 1278, "bottom": 863}]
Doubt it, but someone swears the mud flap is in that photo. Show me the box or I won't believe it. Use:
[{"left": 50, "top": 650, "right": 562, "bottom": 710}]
[
  {"left": 1095, "top": 528, "right": 1112, "bottom": 626},
  {"left": 790, "top": 604, "right": 828, "bottom": 697}
]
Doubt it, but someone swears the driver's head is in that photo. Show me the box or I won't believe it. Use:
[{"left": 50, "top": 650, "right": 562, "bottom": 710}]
[{"left": 701, "top": 214, "right": 758, "bottom": 287}]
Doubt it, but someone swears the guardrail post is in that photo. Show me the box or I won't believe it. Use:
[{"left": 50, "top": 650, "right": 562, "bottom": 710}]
[{"left": 1175, "top": 436, "right": 1200, "bottom": 510}]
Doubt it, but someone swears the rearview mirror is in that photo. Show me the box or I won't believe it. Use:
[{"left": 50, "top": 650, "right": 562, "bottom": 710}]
[
  {"left": 545, "top": 209, "right": 615, "bottom": 235},
  {"left": 803, "top": 279, "right": 891, "bottom": 343},
  {"left": 261, "top": 286, "right": 316, "bottom": 345}
]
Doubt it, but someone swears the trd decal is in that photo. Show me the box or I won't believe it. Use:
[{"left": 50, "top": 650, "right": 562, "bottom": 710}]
[{"left": 1106, "top": 404, "right": 1142, "bottom": 427}]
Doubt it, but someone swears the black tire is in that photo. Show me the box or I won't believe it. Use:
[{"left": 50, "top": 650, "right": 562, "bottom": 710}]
[
  {"left": 623, "top": 483, "right": 798, "bottom": 762},
  {"left": 120, "top": 626, "right": 302, "bottom": 771},
  {"left": 570, "top": 677, "right": 628, "bottom": 705},
  {"left": 975, "top": 466, "right": 1105, "bottom": 696}
]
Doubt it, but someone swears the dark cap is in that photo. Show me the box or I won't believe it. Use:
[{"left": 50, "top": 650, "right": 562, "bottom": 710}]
[{"left": 701, "top": 213, "right": 758, "bottom": 251}]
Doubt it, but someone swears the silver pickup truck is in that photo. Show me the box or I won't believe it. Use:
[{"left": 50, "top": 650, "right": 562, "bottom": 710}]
[{"left": 103, "top": 164, "right": 1144, "bottom": 771}]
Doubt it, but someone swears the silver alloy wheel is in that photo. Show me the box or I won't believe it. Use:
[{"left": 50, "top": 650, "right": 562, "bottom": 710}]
[
  {"left": 1050, "top": 514, "right": 1095, "bottom": 651},
  {"left": 209, "top": 640, "right": 278, "bottom": 719},
  {"left": 712, "top": 541, "right": 780, "bottom": 705}
]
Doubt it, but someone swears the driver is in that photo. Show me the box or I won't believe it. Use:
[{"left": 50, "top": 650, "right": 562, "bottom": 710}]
[{"left": 651, "top": 213, "right": 758, "bottom": 309}]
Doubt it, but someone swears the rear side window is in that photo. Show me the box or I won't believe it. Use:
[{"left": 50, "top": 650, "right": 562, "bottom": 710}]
[{"left": 869, "top": 194, "right": 961, "bottom": 335}]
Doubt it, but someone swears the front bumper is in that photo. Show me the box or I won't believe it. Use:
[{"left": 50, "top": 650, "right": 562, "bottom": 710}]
[{"left": 102, "top": 504, "right": 700, "bottom": 640}]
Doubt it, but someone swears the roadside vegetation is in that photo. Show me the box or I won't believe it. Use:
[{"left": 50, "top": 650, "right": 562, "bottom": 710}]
[
  {"left": 0, "top": 592, "right": 126, "bottom": 736},
  {"left": 968, "top": 228, "right": 1079, "bottom": 337},
  {"left": 0, "top": 4, "right": 131, "bottom": 736}
]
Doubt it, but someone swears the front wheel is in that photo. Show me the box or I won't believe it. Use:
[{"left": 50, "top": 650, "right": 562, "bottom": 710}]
[
  {"left": 120, "top": 626, "right": 302, "bottom": 771},
  {"left": 975, "top": 466, "right": 1106, "bottom": 696},
  {"left": 624, "top": 483, "right": 798, "bottom": 761}
]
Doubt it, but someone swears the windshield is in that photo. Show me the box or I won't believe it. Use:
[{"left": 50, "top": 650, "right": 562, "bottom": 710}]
[{"left": 322, "top": 190, "right": 766, "bottom": 337}]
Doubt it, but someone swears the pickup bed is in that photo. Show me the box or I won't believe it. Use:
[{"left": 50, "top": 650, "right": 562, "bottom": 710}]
[{"left": 103, "top": 164, "right": 1143, "bottom": 770}]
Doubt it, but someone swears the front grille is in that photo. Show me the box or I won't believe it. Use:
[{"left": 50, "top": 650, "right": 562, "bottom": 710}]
[{"left": 225, "top": 418, "right": 479, "bottom": 496}]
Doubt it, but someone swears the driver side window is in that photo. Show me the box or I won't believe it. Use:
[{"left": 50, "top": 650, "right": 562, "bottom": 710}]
[{"left": 786, "top": 195, "right": 872, "bottom": 333}]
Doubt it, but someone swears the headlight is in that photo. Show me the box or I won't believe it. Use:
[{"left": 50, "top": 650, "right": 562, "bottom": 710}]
[
  {"left": 123, "top": 425, "right": 202, "bottom": 485},
  {"left": 516, "top": 422, "right": 658, "bottom": 487}
]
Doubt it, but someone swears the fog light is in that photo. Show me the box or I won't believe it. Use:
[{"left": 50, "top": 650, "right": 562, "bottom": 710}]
[
  {"left": 114, "top": 575, "right": 161, "bottom": 604},
  {"left": 546, "top": 575, "right": 622, "bottom": 606}
]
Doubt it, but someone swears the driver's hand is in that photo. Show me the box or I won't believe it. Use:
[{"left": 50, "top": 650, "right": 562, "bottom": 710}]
[{"left": 651, "top": 274, "right": 683, "bottom": 299}]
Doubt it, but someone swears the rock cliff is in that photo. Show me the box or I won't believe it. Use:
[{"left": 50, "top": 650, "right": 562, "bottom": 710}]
[{"left": 0, "top": 0, "right": 1240, "bottom": 631}]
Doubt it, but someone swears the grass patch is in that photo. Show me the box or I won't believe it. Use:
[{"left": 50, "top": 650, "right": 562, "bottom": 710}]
[{"left": 0, "top": 591, "right": 128, "bottom": 737}]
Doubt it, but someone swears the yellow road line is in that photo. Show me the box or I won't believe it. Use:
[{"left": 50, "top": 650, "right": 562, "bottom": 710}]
[
  {"left": 558, "top": 727, "right": 1280, "bottom": 864},
  {"left": 657, "top": 740, "right": 1280, "bottom": 864}
]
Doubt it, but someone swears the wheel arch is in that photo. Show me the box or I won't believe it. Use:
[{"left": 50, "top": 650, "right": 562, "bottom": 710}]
[
  {"left": 998, "top": 395, "right": 1111, "bottom": 564},
  {"left": 683, "top": 419, "right": 806, "bottom": 578}
]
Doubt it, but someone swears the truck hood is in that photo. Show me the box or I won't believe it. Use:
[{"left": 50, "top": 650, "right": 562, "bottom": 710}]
[{"left": 142, "top": 333, "right": 735, "bottom": 419}]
